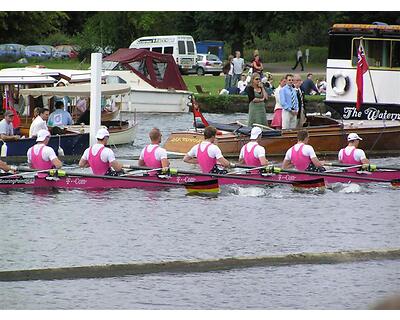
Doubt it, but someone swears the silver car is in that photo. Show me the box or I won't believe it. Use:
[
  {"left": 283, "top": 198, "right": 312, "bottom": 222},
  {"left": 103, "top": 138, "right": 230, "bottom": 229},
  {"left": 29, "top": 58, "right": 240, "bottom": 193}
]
[{"left": 195, "top": 53, "right": 222, "bottom": 76}]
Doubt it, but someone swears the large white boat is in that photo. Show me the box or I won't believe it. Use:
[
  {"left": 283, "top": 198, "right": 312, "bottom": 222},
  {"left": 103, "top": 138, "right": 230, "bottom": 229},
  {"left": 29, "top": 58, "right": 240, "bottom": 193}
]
[
  {"left": 102, "top": 48, "right": 192, "bottom": 113},
  {"left": 325, "top": 23, "right": 400, "bottom": 120}
]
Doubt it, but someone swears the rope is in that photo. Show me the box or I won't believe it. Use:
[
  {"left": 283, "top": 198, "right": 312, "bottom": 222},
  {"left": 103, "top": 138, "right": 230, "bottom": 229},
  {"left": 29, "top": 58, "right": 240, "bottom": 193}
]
[{"left": 1, "top": 248, "right": 399, "bottom": 282}]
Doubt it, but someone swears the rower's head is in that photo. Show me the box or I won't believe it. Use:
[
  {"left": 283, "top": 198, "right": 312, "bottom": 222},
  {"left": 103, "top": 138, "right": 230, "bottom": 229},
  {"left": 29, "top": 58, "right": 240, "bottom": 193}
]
[
  {"left": 149, "top": 127, "right": 162, "bottom": 144},
  {"left": 297, "top": 130, "right": 309, "bottom": 144},
  {"left": 250, "top": 126, "right": 262, "bottom": 141},
  {"left": 36, "top": 129, "right": 50, "bottom": 145},
  {"left": 347, "top": 132, "right": 362, "bottom": 147},
  {"left": 204, "top": 126, "right": 217, "bottom": 142},
  {"left": 96, "top": 128, "right": 110, "bottom": 144}
]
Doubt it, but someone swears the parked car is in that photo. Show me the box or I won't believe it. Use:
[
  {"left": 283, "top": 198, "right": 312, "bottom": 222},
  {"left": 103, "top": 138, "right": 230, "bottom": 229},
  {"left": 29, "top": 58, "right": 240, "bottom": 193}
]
[
  {"left": 0, "top": 43, "right": 26, "bottom": 60},
  {"left": 24, "top": 45, "right": 52, "bottom": 60},
  {"left": 54, "top": 45, "right": 79, "bottom": 59},
  {"left": 195, "top": 53, "right": 223, "bottom": 76}
]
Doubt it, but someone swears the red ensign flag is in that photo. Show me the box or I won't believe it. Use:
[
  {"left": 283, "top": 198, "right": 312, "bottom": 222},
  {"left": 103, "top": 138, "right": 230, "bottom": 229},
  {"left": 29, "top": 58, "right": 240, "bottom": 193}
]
[{"left": 356, "top": 41, "right": 369, "bottom": 111}]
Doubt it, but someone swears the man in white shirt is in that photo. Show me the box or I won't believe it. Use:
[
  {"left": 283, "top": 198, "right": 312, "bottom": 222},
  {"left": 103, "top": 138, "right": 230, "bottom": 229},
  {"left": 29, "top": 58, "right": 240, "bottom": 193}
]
[
  {"left": 27, "top": 129, "right": 62, "bottom": 169},
  {"left": 138, "top": 127, "right": 170, "bottom": 169},
  {"left": 79, "top": 128, "right": 123, "bottom": 175},
  {"left": 29, "top": 108, "right": 49, "bottom": 138},
  {"left": 232, "top": 51, "right": 245, "bottom": 87},
  {"left": 282, "top": 130, "right": 325, "bottom": 171},
  {"left": 0, "top": 110, "right": 20, "bottom": 141},
  {"left": 183, "top": 126, "right": 232, "bottom": 173},
  {"left": 338, "top": 133, "right": 369, "bottom": 169},
  {"left": 239, "top": 127, "right": 268, "bottom": 166}
]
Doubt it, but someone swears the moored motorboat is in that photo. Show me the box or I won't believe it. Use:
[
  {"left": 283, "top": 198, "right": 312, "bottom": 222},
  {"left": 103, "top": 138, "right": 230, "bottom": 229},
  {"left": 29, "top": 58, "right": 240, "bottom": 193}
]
[{"left": 164, "top": 115, "right": 400, "bottom": 157}]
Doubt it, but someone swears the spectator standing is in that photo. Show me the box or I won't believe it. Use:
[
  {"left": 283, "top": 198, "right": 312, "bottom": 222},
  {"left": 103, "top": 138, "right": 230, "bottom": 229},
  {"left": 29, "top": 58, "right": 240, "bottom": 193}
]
[
  {"left": 271, "top": 77, "right": 287, "bottom": 129},
  {"left": 292, "top": 48, "right": 304, "bottom": 71},
  {"left": 301, "top": 73, "right": 320, "bottom": 95},
  {"left": 251, "top": 54, "right": 263, "bottom": 78},
  {"left": 232, "top": 51, "right": 245, "bottom": 87},
  {"left": 293, "top": 74, "right": 306, "bottom": 128},
  {"left": 279, "top": 74, "right": 298, "bottom": 130},
  {"left": 247, "top": 72, "right": 268, "bottom": 127},
  {"left": 223, "top": 55, "right": 234, "bottom": 90}
]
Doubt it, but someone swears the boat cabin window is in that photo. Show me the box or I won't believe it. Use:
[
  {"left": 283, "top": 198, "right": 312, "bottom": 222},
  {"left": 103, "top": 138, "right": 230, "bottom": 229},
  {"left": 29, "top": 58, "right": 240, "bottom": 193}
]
[
  {"left": 164, "top": 46, "right": 173, "bottom": 54},
  {"left": 178, "top": 41, "right": 186, "bottom": 55},
  {"left": 328, "top": 35, "right": 352, "bottom": 59},
  {"left": 186, "top": 41, "right": 195, "bottom": 55},
  {"left": 352, "top": 38, "right": 400, "bottom": 69},
  {"left": 152, "top": 59, "right": 167, "bottom": 82},
  {"left": 128, "top": 59, "right": 151, "bottom": 80},
  {"left": 152, "top": 47, "right": 162, "bottom": 53}
]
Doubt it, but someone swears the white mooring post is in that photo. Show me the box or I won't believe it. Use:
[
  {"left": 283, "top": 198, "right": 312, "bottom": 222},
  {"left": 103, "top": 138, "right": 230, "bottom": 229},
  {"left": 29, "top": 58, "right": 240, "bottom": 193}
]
[{"left": 89, "top": 52, "right": 103, "bottom": 146}]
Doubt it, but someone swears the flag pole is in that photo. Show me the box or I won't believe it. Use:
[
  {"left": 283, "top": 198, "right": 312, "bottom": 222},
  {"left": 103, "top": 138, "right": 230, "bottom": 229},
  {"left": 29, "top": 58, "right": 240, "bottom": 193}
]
[{"left": 367, "top": 69, "right": 378, "bottom": 104}]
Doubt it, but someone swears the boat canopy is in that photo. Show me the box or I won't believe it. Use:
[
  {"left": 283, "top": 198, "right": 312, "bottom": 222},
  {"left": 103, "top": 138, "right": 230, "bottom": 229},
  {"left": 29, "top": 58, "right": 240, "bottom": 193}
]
[
  {"left": 103, "top": 48, "right": 188, "bottom": 91},
  {"left": 19, "top": 83, "right": 131, "bottom": 97}
]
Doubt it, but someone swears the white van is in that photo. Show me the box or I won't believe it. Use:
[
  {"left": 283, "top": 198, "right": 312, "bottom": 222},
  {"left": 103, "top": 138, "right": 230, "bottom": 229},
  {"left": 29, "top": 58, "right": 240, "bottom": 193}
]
[{"left": 129, "top": 35, "right": 197, "bottom": 73}]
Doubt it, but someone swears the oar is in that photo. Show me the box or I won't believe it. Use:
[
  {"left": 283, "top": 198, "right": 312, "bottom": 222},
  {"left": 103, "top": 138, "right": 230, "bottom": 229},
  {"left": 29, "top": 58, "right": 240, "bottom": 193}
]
[
  {"left": 121, "top": 167, "right": 163, "bottom": 177},
  {"left": 123, "top": 165, "right": 326, "bottom": 188},
  {"left": 326, "top": 162, "right": 400, "bottom": 171}
]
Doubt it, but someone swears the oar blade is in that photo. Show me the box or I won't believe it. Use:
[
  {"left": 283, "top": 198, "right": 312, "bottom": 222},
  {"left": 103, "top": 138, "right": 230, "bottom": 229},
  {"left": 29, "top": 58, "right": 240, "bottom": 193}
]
[
  {"left": 184, "top": 179, "right": 220, "bottom": 194},
  {"left": 292, "top": 178, "right": 326, "bottom": 191}
]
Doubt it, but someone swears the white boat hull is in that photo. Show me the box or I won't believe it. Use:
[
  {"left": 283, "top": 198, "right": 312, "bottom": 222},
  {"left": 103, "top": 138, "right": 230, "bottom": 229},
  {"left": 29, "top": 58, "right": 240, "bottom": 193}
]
[{"left": 122, "top": 88, "right": 191, "bottom": 113}]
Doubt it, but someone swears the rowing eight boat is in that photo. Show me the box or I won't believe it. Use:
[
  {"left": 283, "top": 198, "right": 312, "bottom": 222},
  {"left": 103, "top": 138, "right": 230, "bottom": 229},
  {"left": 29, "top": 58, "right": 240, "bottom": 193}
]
[{"left": 0, "top": 168, "right": 399, "bottom": 191}]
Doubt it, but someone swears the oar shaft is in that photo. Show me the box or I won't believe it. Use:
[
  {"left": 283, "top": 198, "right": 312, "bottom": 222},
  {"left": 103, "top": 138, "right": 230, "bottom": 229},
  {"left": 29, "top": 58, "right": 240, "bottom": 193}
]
[
  {"left": 327, "top": 162, "right": 400, "bottom": 171},
  {"left": 125, "top": 165, "right": 301, "bottom": 185}
]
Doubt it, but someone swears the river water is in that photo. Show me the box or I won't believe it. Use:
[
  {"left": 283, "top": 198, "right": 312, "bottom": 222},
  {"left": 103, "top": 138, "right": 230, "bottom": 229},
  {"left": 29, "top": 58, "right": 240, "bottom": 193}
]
[{"left": 0, "top": 113, "right": 399, "bottom": 309}]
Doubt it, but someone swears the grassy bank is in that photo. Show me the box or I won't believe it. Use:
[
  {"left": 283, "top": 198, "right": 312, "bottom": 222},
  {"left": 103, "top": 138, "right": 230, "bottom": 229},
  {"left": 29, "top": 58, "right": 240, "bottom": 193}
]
[{"left": 0, "top": 59, "right": 91, "bottom": 70}]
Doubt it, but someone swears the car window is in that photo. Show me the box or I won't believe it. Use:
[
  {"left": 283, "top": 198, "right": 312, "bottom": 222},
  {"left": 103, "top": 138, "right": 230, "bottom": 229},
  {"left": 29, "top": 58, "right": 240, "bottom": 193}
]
[
  {"left": 186, "top": 41, "right": 195, "bottom": 54},
  {"left": 207, "top": 54, "right": 219, "bottom": 61},
  {"left": 164, "top": 46, "right": 173, "bottom": 54},
  {"left": 152, "top": 47, "right": 162, "bottom": 53},
  {"left": 178, "top": 41, "right": 186, "bottom": 55}
]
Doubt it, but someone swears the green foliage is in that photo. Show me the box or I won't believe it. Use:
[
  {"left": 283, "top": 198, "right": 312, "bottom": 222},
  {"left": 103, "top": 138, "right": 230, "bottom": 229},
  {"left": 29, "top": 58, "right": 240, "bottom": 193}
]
[
  {"left": 196, "top": 95, "right": 249, "bottom": 113},
  {"left": 39, "top": 32, "right": 77, "bottom": 46}
]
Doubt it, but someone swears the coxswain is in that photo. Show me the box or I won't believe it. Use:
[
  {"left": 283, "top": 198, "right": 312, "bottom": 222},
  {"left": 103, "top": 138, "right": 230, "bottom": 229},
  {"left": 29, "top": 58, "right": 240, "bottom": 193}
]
[
  {"left": 183, "top": 126, "right": 233, "bottom": 174},
  {"left": 238, "top": 126, "right": 268, "bottom": 167},
  {"left": 338, "top": 133, "right": 369, "bottom": 172},
  {"left": 27, "top": 129, "right": 62, "bottom": 170},
  {"left": 138, "top": 127, "right": 170, "bottom": 171},
  {"left": 79, "top": 128, "right": 123, "bottom": 175},
  {"left": 282, "top": 129, "right": 325, "bottom": 172}
]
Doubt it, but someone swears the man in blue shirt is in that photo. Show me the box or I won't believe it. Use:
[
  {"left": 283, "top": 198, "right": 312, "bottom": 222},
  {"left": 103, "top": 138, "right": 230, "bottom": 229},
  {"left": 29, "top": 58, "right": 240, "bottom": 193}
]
[
  {"left": 48, "top": 101, "right": 73, "bottom": 127},
  {"left": 279, "top": 74, "right": 298, "bottom": 130}
]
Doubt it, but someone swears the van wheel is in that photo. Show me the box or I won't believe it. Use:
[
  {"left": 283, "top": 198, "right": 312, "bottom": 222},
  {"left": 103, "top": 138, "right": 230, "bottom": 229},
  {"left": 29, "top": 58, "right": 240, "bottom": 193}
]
[{"left": 196, "top": 67, "right": 205, "bottom": 76}]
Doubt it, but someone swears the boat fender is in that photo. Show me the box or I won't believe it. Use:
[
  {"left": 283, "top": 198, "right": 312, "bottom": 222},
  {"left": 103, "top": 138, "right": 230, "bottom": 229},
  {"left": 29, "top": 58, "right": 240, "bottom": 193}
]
[
  {"left": 1, "top": 141, "right": 7, "bottom": 157},
  {"left": 331, "top": 74, "right": 350, "bottom": 95}
]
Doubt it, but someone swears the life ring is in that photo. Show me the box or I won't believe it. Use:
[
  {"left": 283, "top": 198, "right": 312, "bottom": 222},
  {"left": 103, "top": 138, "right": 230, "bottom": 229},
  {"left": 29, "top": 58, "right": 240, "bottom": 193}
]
[{"left": 331, "top": 74, "right": 350, "bottom": 95}]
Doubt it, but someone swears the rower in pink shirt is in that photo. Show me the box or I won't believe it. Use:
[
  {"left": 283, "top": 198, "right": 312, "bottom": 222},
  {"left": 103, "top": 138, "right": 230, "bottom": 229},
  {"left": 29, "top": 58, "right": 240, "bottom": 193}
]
[
  {"left": 27, "top": 129, "right": 62, "bottom": 170},
  {"left": 183, "top": 126, "right": 233, "bottom": 173},
  {"left": 282, "top": 130, "right": 325, "bottom": 172},
  {"left": 338, "top": 132, "right": 369, "bottom": 172},
  {"left": 239, "top": 126, "right": 268, "bottom": 167},
  {"left": 79, "top": 128, "right": 123, "bottom": 175},
  {"left": 139, "top": 127, "right": 170, "bottom": 170}
]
